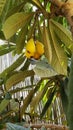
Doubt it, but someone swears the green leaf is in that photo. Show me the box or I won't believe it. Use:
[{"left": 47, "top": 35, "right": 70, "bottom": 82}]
[
  {"left": 6, "top": 70, "right": 34, "bottom": 90},
  {"left": 40, "top": 88, "right": 56, "bottom": 118},
  {"left": 6, "top": 123, "right": 29, "bottom": 130},
  {"left": 0, "top": 55, "right": 24, "bottom": 79},
  {"left": 1, "top": 0, "right": 17, "bottom": 24},
  {"left": 60, "top": 78, "right": 68, "bottom": 119},
  {"left": 33, "top": 59, "right": 57, "bottom": 78},
  {"left": 6, "top": 1, "right": 30, "bottom": 18},
  {"left": 0, "top": 44, "right": 15, "bottom": 56},
  {"left": 50, "top": 19, "right": 73, "bottom": 52},
  {"left": 20, "top": 79, "right": 43, "bottom": 117},
  {"left": 0, "top": 98, "right": 10, "bottom": 113},
  {"left": 43, "top": 26, "right": 52, "bottom": 63},
  {"left": 20, "top": 89, "right": 35, "bottom": 117},
  {"left": 16, "top": 25, "right": 28, "bottom": 54},
  {"left": 30, "top": 81, "right": 49, "bottom": 111},
  {"left": 3, "top": 12, "right": 34, "bottom": 39},
  {"left": 0, "top": 0, "right": 6, "bottom": 16},
  {"left": 49, "top": 20, "right": 67, "bottom": 75}
]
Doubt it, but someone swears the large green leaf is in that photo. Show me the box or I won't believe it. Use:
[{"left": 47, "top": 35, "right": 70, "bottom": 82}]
[
  {"left": 3, "top": 12, "right": 34, "bottom": 39},
  {"left": 0, "top": 0, "right": 6, "bottom": 16},
  {"left": 43, "top": 26, "right": 52, "bottom": 63},
  {"left": 50, "top": 19, "right": 73, "bottom": 52},
  {"left": 49, "top": 20, "right": 67, "bottom": 75},
  {"left": 6, "top": 70, "right": 34, "bottom": 90}
]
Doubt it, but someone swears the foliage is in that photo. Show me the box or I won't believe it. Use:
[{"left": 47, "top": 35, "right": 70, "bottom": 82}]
[{"left": 0, "top": 0, "right": 73, "bottom": 129}]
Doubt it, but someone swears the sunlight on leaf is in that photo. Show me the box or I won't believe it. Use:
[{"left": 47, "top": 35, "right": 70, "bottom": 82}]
[
  {"left": 3, "top": 12, "right": 34, "bottom": 39},
  {"left": 49, "top": 20, "right": 67, "bottom": 75},
  {"left": 50, "top": 19, "right": 73, "bottom": 52}
]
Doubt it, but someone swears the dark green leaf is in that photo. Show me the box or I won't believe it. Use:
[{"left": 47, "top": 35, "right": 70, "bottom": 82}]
[
  {"left": 40, "top": 88, "right": 56, "bottom": 118},
  {"left": 0, "top": 44, "right": 15, "bottom": 56}
]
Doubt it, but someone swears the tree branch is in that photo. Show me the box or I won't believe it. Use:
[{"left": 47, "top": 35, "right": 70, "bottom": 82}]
[{"left": 24, "top": 123, "right": 68, "bottom": 130}]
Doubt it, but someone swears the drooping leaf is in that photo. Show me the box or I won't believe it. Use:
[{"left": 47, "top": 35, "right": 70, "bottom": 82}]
[
  {"left": 3, "top": 12, "right": 34, "bottom": 39},
  {"left": 49, "top": 20, "right": 67, "bottom": 75},
  {"left": 43, "top": 26, "right": 52, "bottom": 63},
  {"left": 6, "top": 70, "right": 34, "bottom": 90},
  {"left": 38, "top": 25, "right": 52, "bottom": 63},
  {"left": 50, "top": 19, "right": 73, "bottom": 52},
  {"left": 40, "top": 88, "right": 56, "bottom": 118},
  {"left": 59, "top": 78, "right": 68, "bottom": 119}
]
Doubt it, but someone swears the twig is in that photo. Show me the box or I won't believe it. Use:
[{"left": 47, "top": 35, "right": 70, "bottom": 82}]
[{"left": 24, "top": 123, "right": 69, "bottom": 130}]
